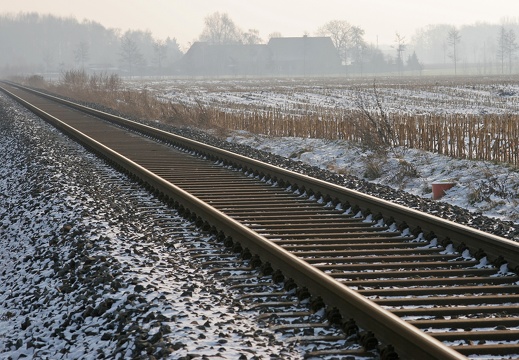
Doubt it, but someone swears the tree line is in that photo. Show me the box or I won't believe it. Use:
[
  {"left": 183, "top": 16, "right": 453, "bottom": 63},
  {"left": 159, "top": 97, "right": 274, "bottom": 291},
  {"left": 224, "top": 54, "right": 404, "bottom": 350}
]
[
  {"left": 198, "top": 13, "right": 519, "bottom": 75},
  {"left": 413, "top": 20, "right": 519, "bottom": 75},
  {"left": 0, "top": 13, "right": 183, "bottom": 76},
  {"left": 1, "top": 11, "right": 519, "bottom": 77}
]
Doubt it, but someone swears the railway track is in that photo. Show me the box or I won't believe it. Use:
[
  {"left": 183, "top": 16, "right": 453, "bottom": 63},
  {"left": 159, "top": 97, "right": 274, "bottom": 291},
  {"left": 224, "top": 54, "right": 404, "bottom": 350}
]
[{"left": 2, "top": 82, "right": 519, "bottom": 359}]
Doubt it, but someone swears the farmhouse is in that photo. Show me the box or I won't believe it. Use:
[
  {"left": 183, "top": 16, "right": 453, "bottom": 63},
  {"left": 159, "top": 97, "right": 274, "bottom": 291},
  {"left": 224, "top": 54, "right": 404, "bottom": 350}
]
[
  {"left": 267, "top": 36, "right": 341, "bottom": 75},
  {"left": 181, "top": 42, "right": 270, "bottom": 76},
  {"left": 179, "top": 36, "right": 341, "bottom": 76}
]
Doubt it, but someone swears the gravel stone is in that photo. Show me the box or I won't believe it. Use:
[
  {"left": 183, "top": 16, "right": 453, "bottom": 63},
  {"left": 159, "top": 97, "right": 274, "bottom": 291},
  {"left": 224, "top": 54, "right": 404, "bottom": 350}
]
[
  {"left": 3, "top": 87, "right": 517, "bottom": 359},
  {"left": 0, "top": 93, "right": 303, "bottom": 358}
]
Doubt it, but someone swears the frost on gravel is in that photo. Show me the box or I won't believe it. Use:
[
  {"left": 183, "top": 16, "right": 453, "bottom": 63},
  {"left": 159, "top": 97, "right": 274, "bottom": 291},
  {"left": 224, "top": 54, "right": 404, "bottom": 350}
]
[
  {"left": 0, "top": 94, "right": 299, "bottom": 359},
  {"left": 226, "top": 132, "right": 519, "bottom": 224}
]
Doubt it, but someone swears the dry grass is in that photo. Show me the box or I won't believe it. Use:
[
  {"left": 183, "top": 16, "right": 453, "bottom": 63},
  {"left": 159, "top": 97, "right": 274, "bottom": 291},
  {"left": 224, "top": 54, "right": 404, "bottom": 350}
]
[
  {"left": 21, "top": 70, "right": 214, "bottom": 130},
  {"left": 210, "top": 107, "right": 519, "bottom": 166},
  {"left": 19, "top": 72, "right": 519, "bottom": 167}
]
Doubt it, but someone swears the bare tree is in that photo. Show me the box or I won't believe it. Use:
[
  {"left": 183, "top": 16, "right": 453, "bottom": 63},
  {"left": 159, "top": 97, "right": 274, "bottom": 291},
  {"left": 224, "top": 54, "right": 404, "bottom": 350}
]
[
  {"left": 119, "top": 32, "right": 145, "bottom": 77},
  {"left": 355, "top": 81, "right": 397, "bottom": 152},
  {"left": 153, "top": 40, "right": 167, "bottom": 73},
  {"left": 447, "top": 27, "right": 461, "bottom": 75},
  {"left": 199, "top": 12, "right": 242, "bottom": 44},
  {"left": 317, "top": 20, "right": 352, "bottom": 65},
  {"left": 506, "top": 29, "right": 518, "bottom": 74},
  {"left": 497, "top": 26, "right": 507, "bottom": 74},
  {"left": 74, "top": 40, "right": 89, "bottom": 70},
  {"left": 498, "top": 26, "right": 518, "bottom": 74},
  {"left": 350, "top": 26, "right": 367, "bottom": 73},
  {"left": 242, "top": 29, "right": 262, "bottom": 44},
  {"left": 393, "top": 33, "right": 406, "bottom": 75},
  {"left": 412, "top": 24, "right": 453, "bottom": 65},
  {"left": 316, "top": 20, "right": 367, "bottom": 72}
]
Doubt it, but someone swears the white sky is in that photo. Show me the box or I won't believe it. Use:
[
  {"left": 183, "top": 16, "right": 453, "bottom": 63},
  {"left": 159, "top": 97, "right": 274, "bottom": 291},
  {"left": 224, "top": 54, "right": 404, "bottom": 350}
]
[{"left": 2, "top": 0, "right": 518, "bottom": 50}]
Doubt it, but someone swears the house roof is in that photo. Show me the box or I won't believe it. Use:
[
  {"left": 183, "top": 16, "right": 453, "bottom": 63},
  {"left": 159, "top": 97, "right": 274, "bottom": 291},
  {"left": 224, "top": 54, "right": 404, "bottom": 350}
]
[
  {"left": 267, "top": 36, "right": 340, "bottom": 62},
  {"left": 180, "top": 36, "right": 341, "bottom": 75},
  {"left": 184, "top": 42, "right": 269, "bottom": 62}
]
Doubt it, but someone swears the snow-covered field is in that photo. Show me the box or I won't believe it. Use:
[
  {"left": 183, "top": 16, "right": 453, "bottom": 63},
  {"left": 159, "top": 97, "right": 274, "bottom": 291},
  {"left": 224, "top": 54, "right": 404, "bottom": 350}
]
[
  {"left": 130, "top": 76, "right": 519, "bottom": 116},
  {"left": 128, "top": 76, "right": 519, "bottom": 224}
]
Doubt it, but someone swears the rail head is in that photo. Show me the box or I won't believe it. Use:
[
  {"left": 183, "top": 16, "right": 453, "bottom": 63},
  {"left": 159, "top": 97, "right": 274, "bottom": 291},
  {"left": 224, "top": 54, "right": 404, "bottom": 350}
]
[
  {"left": 61, "top": 90, "right": 519, "bottom": 269},
  {"left": 4, "top": 82, "right": 518, "bottom": 269},
  {"left": 0, "top": 82, "right": 468, "bottom": 359},
  {"left": 115, "top": 141, "right": 467, "bottom": 360}
]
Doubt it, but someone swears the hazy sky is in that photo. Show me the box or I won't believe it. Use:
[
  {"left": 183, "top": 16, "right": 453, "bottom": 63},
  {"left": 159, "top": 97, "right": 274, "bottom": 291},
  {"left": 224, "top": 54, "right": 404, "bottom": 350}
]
[{"left": 2, "top": 0, "right": 518, "bottom": 50}]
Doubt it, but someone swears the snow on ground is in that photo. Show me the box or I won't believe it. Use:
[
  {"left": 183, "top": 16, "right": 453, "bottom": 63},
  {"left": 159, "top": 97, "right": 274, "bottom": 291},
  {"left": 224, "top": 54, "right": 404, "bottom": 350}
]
[
  {"left": 0, "top": 94, "right": 302, "bottom": 359},
  {"left": 3, "top": 77, "right": 519, "bottom": 359},
  {"left": 226, "top": 131, "right": 519, "bottom": 223},
  {"left": 131, "top": 77, "right": 519, "bottom": 116},
  {"left": 130, "top": 77, "right": 519, "bottom": 224}
]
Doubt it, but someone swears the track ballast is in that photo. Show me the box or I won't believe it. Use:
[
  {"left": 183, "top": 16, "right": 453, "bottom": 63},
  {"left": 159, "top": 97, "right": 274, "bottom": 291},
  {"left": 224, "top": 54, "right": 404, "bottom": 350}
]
[{"left": 3, "top": 82, "right": 519, "bottom": 359}]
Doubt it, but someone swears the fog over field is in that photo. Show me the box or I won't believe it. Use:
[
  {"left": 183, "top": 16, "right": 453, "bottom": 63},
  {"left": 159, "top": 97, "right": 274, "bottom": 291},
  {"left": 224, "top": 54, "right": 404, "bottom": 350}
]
[{"left": 2, "top": 1, "right": 519, "bottom": 77}]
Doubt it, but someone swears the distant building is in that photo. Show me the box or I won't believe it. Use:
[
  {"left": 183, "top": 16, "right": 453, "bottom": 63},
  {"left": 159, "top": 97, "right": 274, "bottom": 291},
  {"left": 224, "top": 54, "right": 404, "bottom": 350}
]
[
  {"left": 179, "top": 36, "right": 341, "bottom": 76},
  {"left": 267, "top": 36, "right": 341, "bottom": 75},
  {"left": 180, "top": 42, "right": 270, "bottom": 76}
]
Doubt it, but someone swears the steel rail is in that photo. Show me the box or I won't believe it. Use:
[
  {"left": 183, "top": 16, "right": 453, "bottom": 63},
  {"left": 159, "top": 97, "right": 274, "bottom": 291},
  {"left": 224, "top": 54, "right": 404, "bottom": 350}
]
[
  {"left": 5, "top": 83, "right": 517, "bottom": 272},
  {"left": 0, "top": 82, "right": 468, "bottom": 359}
]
